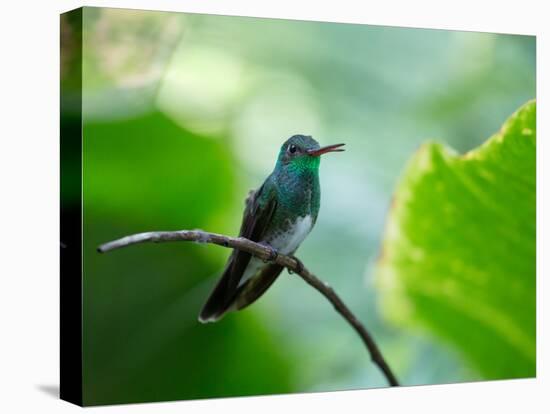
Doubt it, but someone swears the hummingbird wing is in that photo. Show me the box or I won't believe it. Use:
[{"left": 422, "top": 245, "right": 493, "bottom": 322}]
[
  {"left": 231, "top": 262, "right": 284, "bottom": 312},
  {"left": 198, "top": 182, "right": 278, "bottom": 322}
]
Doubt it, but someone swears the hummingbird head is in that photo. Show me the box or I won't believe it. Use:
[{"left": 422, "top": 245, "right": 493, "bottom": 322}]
[{"left": 276, "top": 135, "right": 345, "bottom": 172}]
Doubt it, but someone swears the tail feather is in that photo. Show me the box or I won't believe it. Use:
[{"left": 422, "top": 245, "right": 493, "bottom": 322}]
[
  {"left": 233, "top": 264, "right": 283, "bottom": 311},
  {"left": 198, "top": 263, "right": 284, "bottom": 323},
  {"left": 198, "top": 267, "right": 234, "bottom": 323}
]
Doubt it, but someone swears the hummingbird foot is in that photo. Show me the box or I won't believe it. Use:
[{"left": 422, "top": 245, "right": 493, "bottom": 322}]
[
  {"left": 288, "top": 255, "right": 304, "bottom": 274},
  {"left": 259, "top": 242, "right": 279, "bottom": 263}
]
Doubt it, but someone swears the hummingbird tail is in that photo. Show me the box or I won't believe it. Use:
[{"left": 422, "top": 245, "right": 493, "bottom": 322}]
[
  {"left": 198, "top": 263, "right": 285, "bottom": 323},
  {"left": 198, "top": 311, "right": 224, "bottom": 324},
  {"left": 198, "top": 267, "right": 235, "bottom": 323},
  {"left": 198, "top": 296, "right": 231, "bottom": 323}
]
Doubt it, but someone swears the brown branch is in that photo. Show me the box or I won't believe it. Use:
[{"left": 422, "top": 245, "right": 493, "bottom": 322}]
[{"left": 98, "top": 229, "right": 399, "bottom": 387}]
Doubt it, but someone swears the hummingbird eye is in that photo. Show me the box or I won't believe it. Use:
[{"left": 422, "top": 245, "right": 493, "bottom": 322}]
[{"left": 288, "top": 144, "right": 297, "bottom": 154}]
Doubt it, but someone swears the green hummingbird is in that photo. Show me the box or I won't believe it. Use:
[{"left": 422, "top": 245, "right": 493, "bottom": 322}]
[{"left": 199, "top": 135, "right": 345, "bottom": 323}]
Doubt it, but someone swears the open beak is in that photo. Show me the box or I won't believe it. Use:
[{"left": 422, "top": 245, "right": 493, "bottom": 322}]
[{"left": 307, "top": 143, "right": 346, "bottom": 157}]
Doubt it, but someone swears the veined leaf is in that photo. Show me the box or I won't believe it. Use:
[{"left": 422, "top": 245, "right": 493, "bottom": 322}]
[{"left": 376, "top": 100, "right": 536, "bottom": 379}]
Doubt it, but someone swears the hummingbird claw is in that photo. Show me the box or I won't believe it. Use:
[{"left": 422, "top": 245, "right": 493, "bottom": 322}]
[{"left": 259, "top": 243, "right": 278, "bottom": 263}]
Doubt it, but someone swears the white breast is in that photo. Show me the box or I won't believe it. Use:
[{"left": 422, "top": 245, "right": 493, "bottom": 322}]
[
  {"left": 270, "top": 215, "right": 313, "bottom": 255},
  {"left": 238, "top": 215, "right": 314, "bottom": 288}
]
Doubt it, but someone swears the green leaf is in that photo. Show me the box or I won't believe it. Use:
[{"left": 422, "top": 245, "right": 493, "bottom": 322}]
[{"left": 375, "top": 100, "right": 536, "bottom": 379}]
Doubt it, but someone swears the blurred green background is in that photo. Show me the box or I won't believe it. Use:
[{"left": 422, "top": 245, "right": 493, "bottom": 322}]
[{"left": 66, "top": 7, "right": 535, "bottom": 405}]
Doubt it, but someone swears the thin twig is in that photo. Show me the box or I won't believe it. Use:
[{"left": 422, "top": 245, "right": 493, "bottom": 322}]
[{"left": 98, "top": 229, "right": 399, "bottom": 386}]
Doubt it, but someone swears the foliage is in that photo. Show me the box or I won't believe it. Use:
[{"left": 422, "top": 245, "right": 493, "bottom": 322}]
[{"left": 376, "top": 101, "right": 536, "bottom": 379}]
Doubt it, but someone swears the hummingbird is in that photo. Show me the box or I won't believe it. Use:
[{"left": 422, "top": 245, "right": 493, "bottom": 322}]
[{"left": 198, "top": 135, "right": 345, "bottom": 323}]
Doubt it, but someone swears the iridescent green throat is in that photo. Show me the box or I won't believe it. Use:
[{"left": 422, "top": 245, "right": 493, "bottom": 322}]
[{"left": 272, "top": 155, "right": 321, "bottom": 219}]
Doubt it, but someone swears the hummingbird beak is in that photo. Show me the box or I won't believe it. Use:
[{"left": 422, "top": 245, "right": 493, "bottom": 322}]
[{"left": 307, "top": 143, "right": 346, "bottom": 157}]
